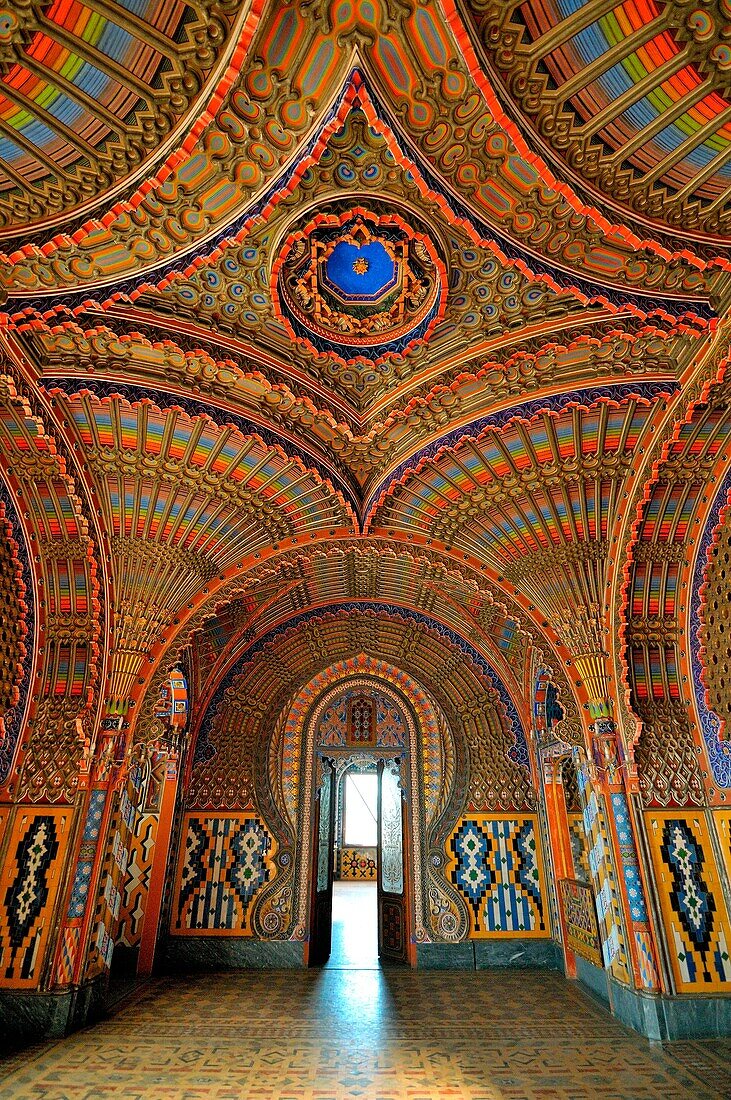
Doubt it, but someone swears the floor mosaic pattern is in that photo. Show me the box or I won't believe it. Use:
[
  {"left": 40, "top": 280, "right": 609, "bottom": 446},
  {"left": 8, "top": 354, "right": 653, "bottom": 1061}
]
[{"left": 0, "top": 969, "right": 729, "bottom": 1099}]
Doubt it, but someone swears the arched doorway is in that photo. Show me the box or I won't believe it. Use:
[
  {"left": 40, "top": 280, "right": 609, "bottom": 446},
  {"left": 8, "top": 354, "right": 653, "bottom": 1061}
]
[
  {"left": 169, "top": 622, "right": 540, "bottom": 973},
  {"left": 310, "top": 751, "right": 411, "bottom": 966},
  {"left": 300, "top": 679, "right": 422, "bottom": 967}
]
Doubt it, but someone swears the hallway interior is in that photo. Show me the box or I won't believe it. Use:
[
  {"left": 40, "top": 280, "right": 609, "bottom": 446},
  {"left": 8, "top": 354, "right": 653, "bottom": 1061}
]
[
  {"left": 324, "top": 880, "right": 378, "bottom": 970},
  {"left": 0, "top": 968, "right": 728, "bottom": 1099}
]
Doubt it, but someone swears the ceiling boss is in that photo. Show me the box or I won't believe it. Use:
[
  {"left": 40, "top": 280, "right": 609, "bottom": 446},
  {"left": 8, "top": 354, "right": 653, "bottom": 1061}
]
[{"left": 273, "top": 206, "right": 447, "bottom": 363}]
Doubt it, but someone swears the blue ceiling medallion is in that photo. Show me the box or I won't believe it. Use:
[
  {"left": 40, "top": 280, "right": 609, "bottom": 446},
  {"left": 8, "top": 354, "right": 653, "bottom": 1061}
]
[
  {"left": 323, "top": 239, "right": 397, "bottom": 302},
  {"left": 273, "top": 207, "right": 445, "bottom": 363}
]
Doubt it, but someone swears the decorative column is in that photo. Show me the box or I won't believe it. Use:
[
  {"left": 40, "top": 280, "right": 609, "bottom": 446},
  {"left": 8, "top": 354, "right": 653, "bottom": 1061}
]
[
  {"left": 53, "top": 669, "right": 189, "bottom": 986},
  {"left": 135, "top": 669, "right": 189, "bottom": 976},
  {"left": 589, "top": 724, "right": 661, "bottom": 992},
  {"left": 137, "top": 747, "right": 182, "bottom": 976},
  {"left": 560, "top": 608, "right": 660, "bottom": 989},
  {"left": 540, "top": 747, "right": 577, "bottom": 976},
  {"left": 50, "top": 718, "right": 119, "bottom": 989},
  {"left": 531, "top": 669, "right": 578, "bottom": 973}
]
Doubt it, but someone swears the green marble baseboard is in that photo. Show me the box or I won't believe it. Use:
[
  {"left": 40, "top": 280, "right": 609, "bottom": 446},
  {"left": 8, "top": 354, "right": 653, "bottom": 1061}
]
[
  {"left": 0, "top": 978, "right": 107, "bottom": 1048},
  {"left": 574, "top": 955, "right": 731, "bottom": 1039},
  {"left": 163, "top": 936, "right": 562, "bottom": 973},
  {"left": 416, "top": 942, "right": 475, "bottom": 968},
  {"left": 161, "top": 937, "right": 306, "bottom": 971},
  {"left": 416, "top": 938, "right": 563, "bottom": 970},
  {"left": 474, "top": 939, "right": 563, "bottom": 970},
  {"left": 574, "top": 955, "right": 609, "bottom": 1003}
]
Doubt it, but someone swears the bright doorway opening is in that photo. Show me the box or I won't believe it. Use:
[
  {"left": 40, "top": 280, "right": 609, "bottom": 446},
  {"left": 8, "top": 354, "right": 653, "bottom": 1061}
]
[
  {"left": 310, "top": 756, "right": 410, "bottom": 968},
  {"left": 326, "top": 771, "right": 379, "bottom": 968},
  {"left": 325, "top": 880, "right": 378, "bottom": 969},
  {"left": 344, "top": 772, "right": 378, "bottom": 847}
]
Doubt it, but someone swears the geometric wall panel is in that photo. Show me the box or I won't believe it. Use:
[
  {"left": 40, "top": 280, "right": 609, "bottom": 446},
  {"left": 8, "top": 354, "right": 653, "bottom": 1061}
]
[
  {"left": 559, "top": 878, "right": 603, "bottom": 968},
  {"left": 567, "top": 813, "right": 591, "bottom": 883},
  {"left": 117, "top": 814, "right": 158, "bottom": 949},
  {"left": 66, "top": 789, "right": 107, "bottom": 921},
  {"left": 647, "top": 811, "right": 731, "bottom": 992},
  {"left": 0, "top": 808, "right": 73, "bottom": 988},
  {"left": 578, "top": 771, "right": 630, "bottom": 982},
  {"left": 339, "top": 847, "right": 377, "bottom": 880},
  {"left": 171, "top": 815, "right": 276, "bottom": 936},
  {"left": 446, "top": 816, "right": 547, "bottom": 937},
  {"left": 715, "top": 810, "right": 731, "bottom": 887}
]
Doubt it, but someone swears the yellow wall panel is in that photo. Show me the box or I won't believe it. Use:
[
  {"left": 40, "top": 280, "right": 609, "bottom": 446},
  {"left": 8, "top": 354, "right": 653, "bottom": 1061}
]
[
  {"left": 0, "top": 807, "right": 74, "bottom": 988},
  {"left": 646, "top": 811, "right": 731, "bottom": 993},
  {"left": 446, "top": 815, "right": 548, "bottom": 938}
]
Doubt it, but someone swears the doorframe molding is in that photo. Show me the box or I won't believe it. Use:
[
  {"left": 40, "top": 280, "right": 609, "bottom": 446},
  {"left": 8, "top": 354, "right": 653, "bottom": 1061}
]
[{"left": 293, "top": 675, "right": 426, "bottom": 948}]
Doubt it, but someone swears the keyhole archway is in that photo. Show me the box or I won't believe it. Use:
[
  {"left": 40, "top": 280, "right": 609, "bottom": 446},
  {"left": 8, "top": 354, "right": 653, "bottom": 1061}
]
[
  {"left": 258, "top": 657, "right": 469, "bottom": 958},
  {"left": 305, "top": 678, "right": 421, "bottom": 966},
  {"left": 170, "top": 608, "right": 545, "bottom": 972}
]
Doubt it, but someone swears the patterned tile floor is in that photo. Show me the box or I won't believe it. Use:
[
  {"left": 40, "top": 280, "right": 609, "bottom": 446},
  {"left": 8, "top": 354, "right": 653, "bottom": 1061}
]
[{"left": 0, "top": 968, "right": 729, "bottom": 1099}]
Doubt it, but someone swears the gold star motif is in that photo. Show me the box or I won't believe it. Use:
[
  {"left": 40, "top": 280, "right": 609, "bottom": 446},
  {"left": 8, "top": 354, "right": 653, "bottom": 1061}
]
[{"left": 352, "top": 257, "right": 369, "bottom": 275}]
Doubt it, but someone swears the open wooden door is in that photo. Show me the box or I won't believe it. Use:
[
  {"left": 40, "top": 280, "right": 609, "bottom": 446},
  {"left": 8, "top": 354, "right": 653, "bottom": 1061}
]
[
  {"left": 309, "top": 757, "right": 336, "bottom": 965},
  {"left": 377, "top": 759, "right": 409, "bottom": 964}
]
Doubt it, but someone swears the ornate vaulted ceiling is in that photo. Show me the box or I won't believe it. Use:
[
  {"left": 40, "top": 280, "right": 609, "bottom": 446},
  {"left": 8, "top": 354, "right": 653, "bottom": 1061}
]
[
  {"left": 0, "top": 0, "right": 730, "bottom": 806},
  {"left": 462, "top": 0, "right": 731, "bottom": 241},
  {"left": 0, "top": 0, "right": 249, "bottom": 237}
]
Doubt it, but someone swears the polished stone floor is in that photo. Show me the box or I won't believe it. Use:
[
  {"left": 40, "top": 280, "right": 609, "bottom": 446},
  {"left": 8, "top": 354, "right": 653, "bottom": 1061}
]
[{"left": 1, "top": 965, "right": 730, "bottom": 1099}]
